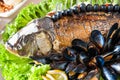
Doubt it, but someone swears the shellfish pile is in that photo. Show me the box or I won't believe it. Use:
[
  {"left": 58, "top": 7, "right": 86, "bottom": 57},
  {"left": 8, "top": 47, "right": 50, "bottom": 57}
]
[{"left": 31, "top": 22, "right": 120, "bottom": 80}]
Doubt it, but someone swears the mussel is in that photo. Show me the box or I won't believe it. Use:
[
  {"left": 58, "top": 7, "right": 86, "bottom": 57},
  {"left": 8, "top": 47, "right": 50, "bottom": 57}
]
[
  {"left": 50, "top": 61, "right": 68, "bottom": 70},
  {"left": 96, "top": 56, "right": 117, "bottom": 80},
  {"left": 63, "top": 47, "right": 77, "bottom": 61},
  {"left": 84, "top": 68, "right": 100, "bottom": 80},
  {"left": 105, "top": 59, "right": 120, "bottom": 75},
  {"left": 29, "top": 56, "right": 51, "bottom": 64},
  {"left": 27, "top": 23, "right": 120, "bottom": 80},
  {"left": 90, "top": 30, "right": 105, "bottom": 49},
  {"left": 72, "top": 39, "right": 88, "bottom": 51}
]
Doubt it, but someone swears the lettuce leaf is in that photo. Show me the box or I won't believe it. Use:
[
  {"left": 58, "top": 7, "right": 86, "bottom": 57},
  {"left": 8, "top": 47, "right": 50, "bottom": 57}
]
[{"left": 0, "top": 44, "right": 50, "bottom": 80}]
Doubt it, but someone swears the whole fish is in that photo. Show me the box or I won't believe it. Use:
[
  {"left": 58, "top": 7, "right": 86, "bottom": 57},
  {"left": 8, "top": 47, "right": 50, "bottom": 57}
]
[{"left": 5, "top": 3, "right": 120, "bottom": 57}]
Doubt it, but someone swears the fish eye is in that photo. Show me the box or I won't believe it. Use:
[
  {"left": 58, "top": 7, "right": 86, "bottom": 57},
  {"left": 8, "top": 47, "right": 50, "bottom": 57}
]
[{"left": 17, "top": 44, "right": 22, "bottom": 50}]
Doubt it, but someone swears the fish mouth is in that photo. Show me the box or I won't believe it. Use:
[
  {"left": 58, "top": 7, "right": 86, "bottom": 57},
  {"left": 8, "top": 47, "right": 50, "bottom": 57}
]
[{"left": 5, "top": 42, "right": 18, "bottom": 56}]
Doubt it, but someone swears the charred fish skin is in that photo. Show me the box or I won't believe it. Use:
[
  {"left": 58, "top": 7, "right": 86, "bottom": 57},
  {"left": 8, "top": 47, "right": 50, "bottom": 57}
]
[
  {"left": 5, "top": 3, "right": 120, "bottom": 57},
  {"left": 5, "top": 17, "right": 55, "bottom": 57},
  {"left": 51, "top": 13, "right": 120, "bottom": 49}
]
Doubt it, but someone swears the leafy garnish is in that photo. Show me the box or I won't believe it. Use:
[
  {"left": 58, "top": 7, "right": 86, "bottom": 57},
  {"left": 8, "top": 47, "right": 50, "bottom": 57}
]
[{"left": 0, "top": 44, "right": 50, "bottom": 80}]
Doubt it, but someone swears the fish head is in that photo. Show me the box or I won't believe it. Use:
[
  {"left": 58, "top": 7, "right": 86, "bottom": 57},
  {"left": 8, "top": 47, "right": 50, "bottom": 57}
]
[
  {"left": 5, "top": 33, "right": 34, "bottom": 57},
  {"left": 5, "top": 17, "right": 55, "bottom": 57}
]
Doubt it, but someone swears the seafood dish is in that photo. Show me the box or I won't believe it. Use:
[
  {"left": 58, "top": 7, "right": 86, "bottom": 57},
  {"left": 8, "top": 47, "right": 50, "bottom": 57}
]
[
  {"left": 0, "top": 0, "right": 27, "bottom": 17},
  {"left": 1, "top": 0, "right": 120, "bottom": 80}
]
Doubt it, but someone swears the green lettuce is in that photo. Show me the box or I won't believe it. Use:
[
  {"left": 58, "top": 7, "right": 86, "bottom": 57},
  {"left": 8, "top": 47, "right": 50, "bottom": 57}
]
[{"left": 0, "top": 44, "right": 50, "bottom": 80}]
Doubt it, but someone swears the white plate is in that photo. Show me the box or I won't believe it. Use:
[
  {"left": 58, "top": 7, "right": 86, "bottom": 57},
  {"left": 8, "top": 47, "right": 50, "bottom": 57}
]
[{"left": 0, "top": 0, "right": 27, "bottom": 17}]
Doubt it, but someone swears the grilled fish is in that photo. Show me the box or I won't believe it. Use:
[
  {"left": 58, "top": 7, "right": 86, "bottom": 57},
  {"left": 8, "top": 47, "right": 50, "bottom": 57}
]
[{"left": 5, "top": 3, "right": 120, "bottom": 57}]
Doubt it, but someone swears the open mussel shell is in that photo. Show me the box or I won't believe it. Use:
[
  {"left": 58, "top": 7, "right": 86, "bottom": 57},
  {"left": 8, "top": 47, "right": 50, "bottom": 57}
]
[{"left": 90, "top": 30, "right": 105, "bottom": 49}]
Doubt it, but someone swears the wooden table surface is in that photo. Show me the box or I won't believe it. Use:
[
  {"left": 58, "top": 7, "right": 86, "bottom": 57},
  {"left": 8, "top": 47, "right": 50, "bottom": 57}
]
[{"left": 0, "top": 0, "right": 41, "bottom": 80}]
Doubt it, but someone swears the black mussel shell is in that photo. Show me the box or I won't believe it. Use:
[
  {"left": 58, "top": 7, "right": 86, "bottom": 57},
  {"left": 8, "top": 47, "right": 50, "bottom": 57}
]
[
  {"left": 86, "top": 4, "right": 93, "bottom": 12},
  {"left": 72, "top": 6, "right": 80, "bottom": 14},
  {"left": 63, "top": 47, "right": 77, "bottom": 61},
  {"left": 93, "top": 4, "right": 100, "bottom": 12},
  {"left": 106, "top": 23, "right": 118, "bottom": 41},
  {"left": 72, "top": 39, "right": 88, "bottom": 51},
  {"left": 51, "top": 15, "right": 58, "bottom": 22},
  {"left": 50, "top": 61, "right": 68, "bottom": 70},
  {"left": 111, "top": 53, "right": 120, "bottom": 60},
  {"left": 102, "top": 45, "right": 120, "bottom": 59},
  {"left": 111, "top": 62, "right": 120, "bottom": 75},
  {"left": 30, "top": 56, "right": 51, "bottom": 64},
  {"left": 110, "top": 28, "right": 120, "bottom": 46},
  {"left": 80, "top": 3, "right": 86, "bottom": 12},
  {"left": 113, "top": 4, "right": 120, "bottom": 12},
  {"left": 65, "top": 62, "right": 77, "bottom": 73},
  {"left": 101, "top": 66, "right": 117, "bottom": 80},
  {"left": 96, "top": 56, "right": 105, "bottom": 68},
  {"left": 100, "top": 5, "right": 107, "bottom": 12},
  {"left": 73, "top": 64, "right": 87, "bottom": 73},
  {"left": 71, "top": 46, "right": 86, "bottom": 52},
  {"left": 77, "top": 51, "right": 90, "bottom": 64},
  {"left": 49, "top": 53, "right": 63, "bottom": 61},
  {"left": 113, "top": 45, "right": 120, "bottom": 53},
  {"left": 90, "top": 30, "right": 105, "bottom": 49},
  {"left": 67, "top": 8, "right": 73, "bottom": 16},
  {"left": 107, "top": 4, "right": 114, "bottom": 12},
  {"left": 84, "top": 69, "right": 100, "bottom": 80},
  {"left": 105, "top": 59, "right": 120, "bottom": 74},
  {"left": 62, "top": 10, "right": 68, "bottom": 16},
  {"left": 88, "top": 47, "right": 99, "bottom": 58}
]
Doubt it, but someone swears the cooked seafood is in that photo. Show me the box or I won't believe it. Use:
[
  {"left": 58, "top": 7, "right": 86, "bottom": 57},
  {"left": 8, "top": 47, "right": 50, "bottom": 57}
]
[
  {"left": 29, "top": 23, "right": 119, "bottom": 79},
  {"left": 5, "top": 3, "right": 120, "bottom": 57}
]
